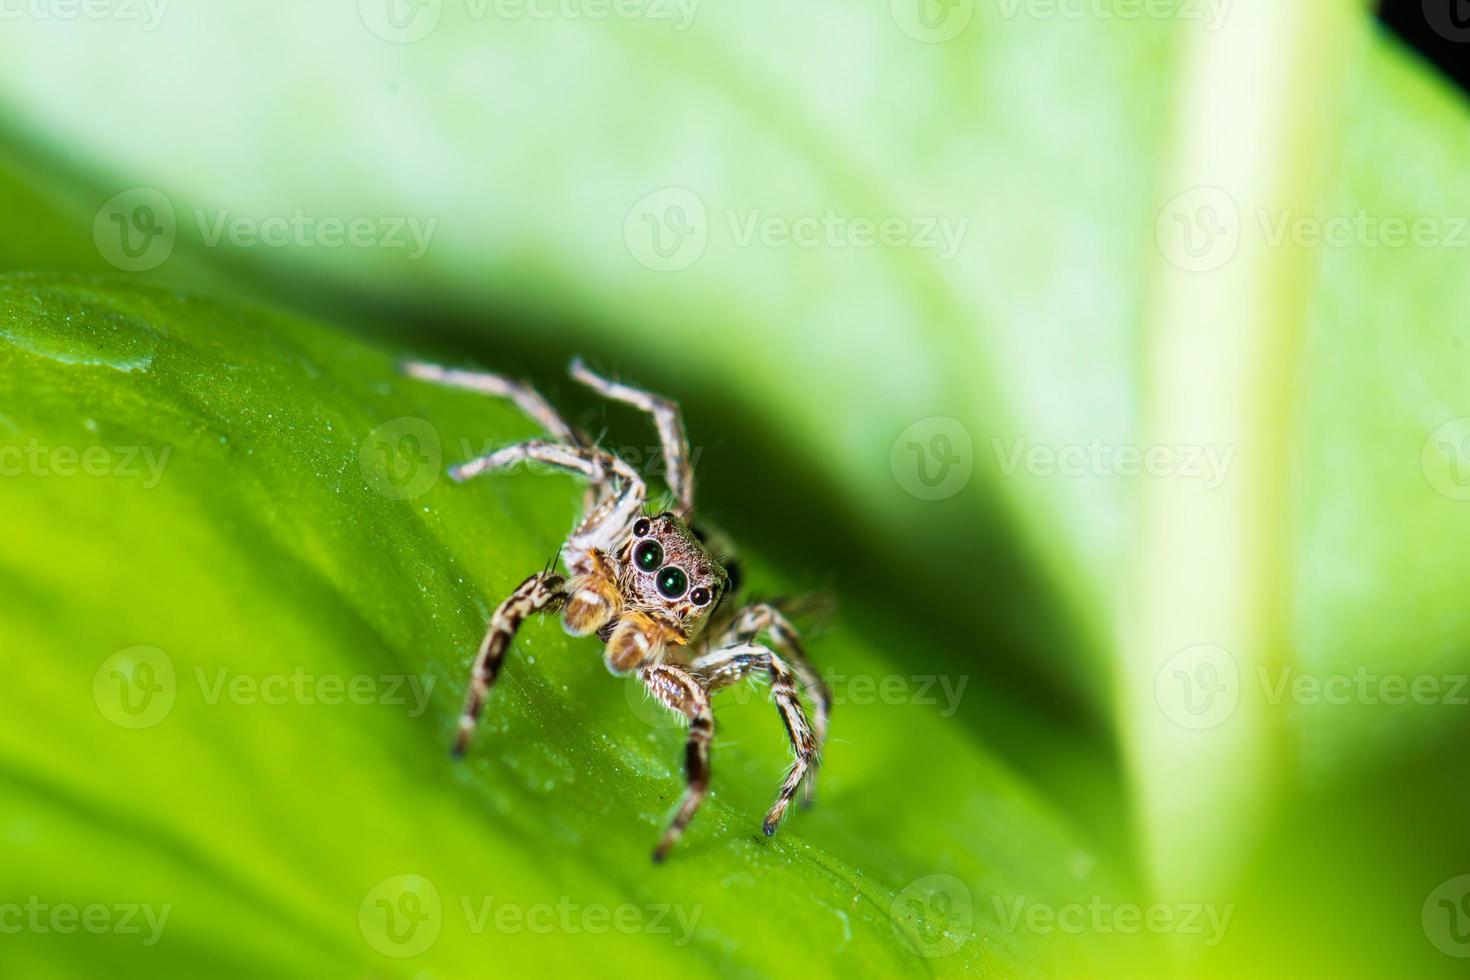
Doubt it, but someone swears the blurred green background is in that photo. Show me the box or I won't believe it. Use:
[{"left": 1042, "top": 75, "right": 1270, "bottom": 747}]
[{"left": 3, "top": 0, "right": 1470, "bottom": 976}]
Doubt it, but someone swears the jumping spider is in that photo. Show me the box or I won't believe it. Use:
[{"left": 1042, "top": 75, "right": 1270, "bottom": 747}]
[{"left": 401, "top": 357, "right": 831, "bottom": 862}]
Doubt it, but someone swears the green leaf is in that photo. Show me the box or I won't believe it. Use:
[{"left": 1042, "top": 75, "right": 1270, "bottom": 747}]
[
  {"left": 0, "top": 274, "right": 1157, "bottom": 977},
  {"left": 6, "top": 3, "right": 1470, "bottom": 975}
]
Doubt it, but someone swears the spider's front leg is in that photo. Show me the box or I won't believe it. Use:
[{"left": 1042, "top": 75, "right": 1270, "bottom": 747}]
[
  {"left": 454, "top": 570, "right": 567, "bottom": 756},
  {"left": 690, "top": 641, "right": 819, "bottom": 837},
  {"left": 400, "top": 361, "right": 582, "bottom": 445},
  {"left": 641, "top": 663, "right": 715, "bottom": 863},
  {"left": 569, "top": 358, "right": 695, "bottom": 520},
  {"left": 450, "top": 439, "right": 646, "bottom": 555},
  {"left": 710, "top": 603, "right": 830, "bottom": 806}
]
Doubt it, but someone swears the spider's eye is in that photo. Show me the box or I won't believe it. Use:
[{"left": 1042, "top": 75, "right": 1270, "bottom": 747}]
[
  {"left": 656, "top": 566, "right": 688, "bottom": 599},
  {"left": 634, "top": 540, "right": 663, "bottom": 571},
  {"left": 633, "top": 518, "right": 651, "bottom": 537},
  {"left": 690, "top": 586, "right": 711, "bottom": 606}
]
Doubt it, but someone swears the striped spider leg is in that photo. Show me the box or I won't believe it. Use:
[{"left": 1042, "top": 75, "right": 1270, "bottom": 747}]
[
  {"left": 698, "top": 602, "right": 831, "bottom": 808},
  {"left": 401, "top": 357, "right": 828, "bottom": 860}
]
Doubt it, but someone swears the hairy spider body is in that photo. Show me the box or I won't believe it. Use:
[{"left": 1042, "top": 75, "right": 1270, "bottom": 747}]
[{"left": 401, "top": 357, "right": 831, "bottom": 861}]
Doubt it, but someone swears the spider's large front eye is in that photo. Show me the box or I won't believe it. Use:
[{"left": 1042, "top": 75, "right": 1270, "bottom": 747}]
[
  {"left": 656, "top": 566, "right": 688, "bottom": 599},
  {"left": 634, "top": 540, "right": 663, "bottom": 572}
]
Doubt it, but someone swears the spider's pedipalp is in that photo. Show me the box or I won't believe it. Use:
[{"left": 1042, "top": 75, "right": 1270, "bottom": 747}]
[{"left": 569, "top": 358, "right": 696, "bottom": 520}]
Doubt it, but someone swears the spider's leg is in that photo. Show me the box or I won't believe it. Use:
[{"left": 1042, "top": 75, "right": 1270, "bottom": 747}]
[
  {"left": 690, "top": 641, "right": 818, "bottom": 837},
  {"left": 454, "top": 571, "right": 566, "bottom": 756},
  {"left": 401, "top": 361, "right": 581, "bottom": 445},
  {"left": 569, "top": 358, "right": 695, "bottom": 520},
  {"left": 713, "top": 603, "right": 830, "bottom": 807},
  {"left": 452, "top": 439, "right": 645, "bottom": 567},
  {"left": 641, "top": 663, "right": 715, "bottom": 863}
]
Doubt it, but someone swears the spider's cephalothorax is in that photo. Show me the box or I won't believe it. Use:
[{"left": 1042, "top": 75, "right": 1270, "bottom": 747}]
[{"left": 402, "top": 357, "right": 831, "bottom": 862}]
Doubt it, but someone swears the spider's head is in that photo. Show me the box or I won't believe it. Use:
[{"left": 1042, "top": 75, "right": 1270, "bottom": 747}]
[{"left": 619, "top": 512, "right": 729, "bottom": 632}]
